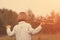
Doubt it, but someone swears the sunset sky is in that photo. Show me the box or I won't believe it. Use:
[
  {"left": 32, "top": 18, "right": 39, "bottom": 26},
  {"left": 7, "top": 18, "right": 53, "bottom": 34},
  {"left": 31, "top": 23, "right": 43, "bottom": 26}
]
[{"left": 0, "top": 0, "right": 60, "bottom": 17}]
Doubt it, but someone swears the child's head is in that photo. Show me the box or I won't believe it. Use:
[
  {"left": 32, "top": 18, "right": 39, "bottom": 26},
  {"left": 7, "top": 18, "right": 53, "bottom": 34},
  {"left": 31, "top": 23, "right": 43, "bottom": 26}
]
[{"left": 18, "top": 12, "right": 28, "bottom": 22}]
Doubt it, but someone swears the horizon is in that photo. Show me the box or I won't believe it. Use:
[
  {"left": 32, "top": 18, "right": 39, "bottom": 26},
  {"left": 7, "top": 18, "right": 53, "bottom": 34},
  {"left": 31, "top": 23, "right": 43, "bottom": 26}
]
[{"left": 0, "top": 0, "right": 60, "bottom": 17}]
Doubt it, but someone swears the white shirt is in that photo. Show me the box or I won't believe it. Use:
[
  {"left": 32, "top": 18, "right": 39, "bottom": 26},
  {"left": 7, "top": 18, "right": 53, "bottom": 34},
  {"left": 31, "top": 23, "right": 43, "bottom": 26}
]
[{"left": 7, "top": 21, "right": 42, "bottom": 40}]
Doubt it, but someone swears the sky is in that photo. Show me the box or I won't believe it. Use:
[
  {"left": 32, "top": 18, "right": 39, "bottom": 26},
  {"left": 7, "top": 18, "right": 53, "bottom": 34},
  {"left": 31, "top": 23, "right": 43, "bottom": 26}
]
[{"left": 0, "top": 0, "right": 60, "bottom": 17}]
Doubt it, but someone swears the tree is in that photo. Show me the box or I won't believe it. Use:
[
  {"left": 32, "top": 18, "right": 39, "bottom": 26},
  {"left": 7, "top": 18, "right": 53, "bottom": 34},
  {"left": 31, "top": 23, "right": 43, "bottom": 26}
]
[
  {"left": 27, "top": 10, "right": 37, "bottom": 28},
  {"left": 0, "top": 8, "right": 18, "bottom": 35},
  {"left": 27, "top": 9, "right": 35, "bottom": 20}
]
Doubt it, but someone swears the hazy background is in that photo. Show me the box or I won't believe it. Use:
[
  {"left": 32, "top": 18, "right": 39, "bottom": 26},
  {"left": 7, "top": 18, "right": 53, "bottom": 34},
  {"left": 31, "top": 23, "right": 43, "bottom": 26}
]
[
  {"left": 0, "top": 0, "right": 60, "bottom": 17},
  {"left": 0, "top": 0, "right": 60, "bottom": 40}
]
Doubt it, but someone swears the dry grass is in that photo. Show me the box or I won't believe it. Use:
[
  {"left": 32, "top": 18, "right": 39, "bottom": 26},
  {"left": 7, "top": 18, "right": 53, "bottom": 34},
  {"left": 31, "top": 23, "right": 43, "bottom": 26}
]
[{"left": 0, "top": 34, "right": 60, "bottom": 40}]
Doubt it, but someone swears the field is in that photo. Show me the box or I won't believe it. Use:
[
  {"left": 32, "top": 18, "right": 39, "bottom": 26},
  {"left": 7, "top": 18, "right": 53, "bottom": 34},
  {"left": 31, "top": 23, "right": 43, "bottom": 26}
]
[{"left": 0, "top": 33, "right": 60, "bottom": 40}]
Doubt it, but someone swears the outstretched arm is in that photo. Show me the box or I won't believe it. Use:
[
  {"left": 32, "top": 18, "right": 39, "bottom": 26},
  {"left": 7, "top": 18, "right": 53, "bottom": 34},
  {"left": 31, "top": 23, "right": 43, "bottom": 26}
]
[
  {"left": 28, "top": 24, "right": 42, "bottom": 34},
  {"left": 6, "top": 25, "right": 15, "bottom": 36},
  {"left": 32, "top": 25, "right": 42, "bottom": 34}
]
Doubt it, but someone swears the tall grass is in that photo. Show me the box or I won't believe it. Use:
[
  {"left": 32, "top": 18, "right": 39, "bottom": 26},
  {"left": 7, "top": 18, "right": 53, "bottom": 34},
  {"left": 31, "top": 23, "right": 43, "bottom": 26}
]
[{"left": 0, "top": 34, "right": 60, "bottom": 40}]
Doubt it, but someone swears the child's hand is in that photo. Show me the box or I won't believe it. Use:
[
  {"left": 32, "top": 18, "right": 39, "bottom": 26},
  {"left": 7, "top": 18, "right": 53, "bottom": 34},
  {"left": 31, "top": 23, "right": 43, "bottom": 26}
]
[
  {"left": 40, "top": 21, "right": 45, "bottom": 25},
  {"left": 6, "top": 25, "right": 11, "bottom": 29}
]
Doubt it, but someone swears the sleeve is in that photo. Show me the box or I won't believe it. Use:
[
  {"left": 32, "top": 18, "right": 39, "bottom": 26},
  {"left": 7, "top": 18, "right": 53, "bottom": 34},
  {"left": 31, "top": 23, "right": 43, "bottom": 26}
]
[
  {"left": 28, "top": 24, "right": 42, "bottom": 34},
  {"left": 6, "top": 26, "right": 16, "bottom": 36}
]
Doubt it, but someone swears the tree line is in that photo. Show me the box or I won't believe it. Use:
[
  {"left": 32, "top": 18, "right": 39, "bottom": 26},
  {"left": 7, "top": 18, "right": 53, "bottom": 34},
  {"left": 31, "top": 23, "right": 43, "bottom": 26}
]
[{"left": 0, "top": 8, "right": 60, "bottom": 36}]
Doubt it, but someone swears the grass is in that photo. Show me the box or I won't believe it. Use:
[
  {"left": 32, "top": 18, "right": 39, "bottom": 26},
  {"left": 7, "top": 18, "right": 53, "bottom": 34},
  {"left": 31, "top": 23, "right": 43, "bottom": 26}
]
[{"left": 0, "top": 33, "right": 60, "bottom": 40}]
